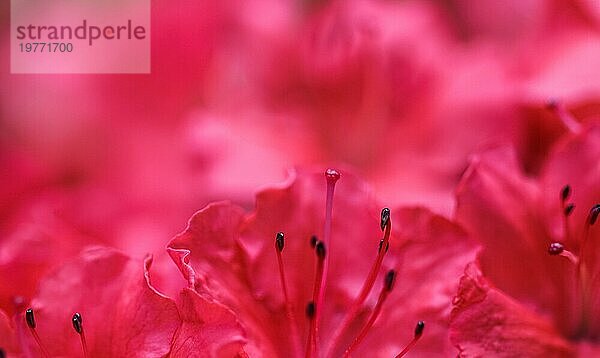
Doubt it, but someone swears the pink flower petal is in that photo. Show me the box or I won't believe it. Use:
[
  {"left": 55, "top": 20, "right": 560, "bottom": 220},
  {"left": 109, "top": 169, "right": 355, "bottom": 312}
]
[
  {"left": 170, "top": 288, "right": 246, "bottom": 357},
  {"left": 450, "top": 263, "right": 574, "bottom": 357},
  {"left": 22, "top": 247, "right": 180, "bottom": 357}
]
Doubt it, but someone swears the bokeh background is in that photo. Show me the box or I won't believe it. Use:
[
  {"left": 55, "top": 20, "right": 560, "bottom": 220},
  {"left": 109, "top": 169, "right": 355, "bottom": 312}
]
[{"left": 2, "top": 0, "right": 600, "bottom": 312}]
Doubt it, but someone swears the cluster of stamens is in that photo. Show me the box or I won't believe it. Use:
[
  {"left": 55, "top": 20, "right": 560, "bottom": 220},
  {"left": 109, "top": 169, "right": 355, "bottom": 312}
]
[
  {"left": 274, "top": 169, "right": 424, "bottom": 357},
  {"left": 7, "top": 169, "right": 427, "bottom": 357},
  {"left": 20, "top": 307, "right": 88, "bottom": 357},
  {"left": 547, "top": 185, "right": 600, "bottom": 263},
  {"left": 548, "top": 184, "right": 600, "bottom": 338}
]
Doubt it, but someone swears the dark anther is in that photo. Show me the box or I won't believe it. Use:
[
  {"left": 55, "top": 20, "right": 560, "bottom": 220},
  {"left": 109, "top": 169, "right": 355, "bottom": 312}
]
[
  {"left": 306, "top": 301, "right": 315, "bottom": 318},
  {"left": 414, "top": 321, "right": 425, "bottom": 337},
  {"left": 564, "top": 203, "right": 575, "bottom": 216},
  {"left": 384, "top": 270, "right": 396, "bottom": 292},
  {"left": 310, "top": 235, "right": 318, "bottom": 248},
  {"left": 315, "top": 241, "right": 326, "bottom": 259},
  {"left": 276, "top": 232, "right": 285, "bottom": 252},
  {"left": 560, "top": 185, "right": 571, "bottom": 202},
  {"left": 72, "top": 312, "right": 83, "bottom": 334},
  {"left": 548, "top": 242, "right": 565, "bottom": 255},
  {"left": 0, "top": 347, "right": 5, "bottom": 358},
  {"left": 589, "top": 204, "right": 600, "bottom": 226},
  {"left": 25, "top": 308, "right": 36, "bottom": 329},
  {"left": 380, "top": 208, "right": 391, "bottom": 231},
  {"left": 378, "top": 239, "right": 390, "bottom": 253}
]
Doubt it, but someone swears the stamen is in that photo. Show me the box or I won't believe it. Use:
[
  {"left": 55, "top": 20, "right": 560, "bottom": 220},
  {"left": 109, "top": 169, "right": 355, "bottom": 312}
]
[
  {"left": 588, "top": 204, "right": 600, "bottom": 226},
  {"left": 305, "top": 301, "right": 316, "bottom": 358},
  {"left": 310, "top": 235, "right": 318, "bottom": 248},
  {"left": 395, "top": 321, "right": 425, "bottom": 358},
  {"left": 25, "top": 308, "right": 50, "bottom": 357},
  {"left": 560, "top": 185, "right": 571, "bottom": 203},
  {"left": 315, "top": 240, "right": 327, "bottom": 260},
  {"left": 306, "top": 301, "right": 316, "bottom": 318},
  {"left": 342, "top": 270, "right": 397, "bottom": 357},
  {"left": 71, "top": 313, "right": 82, "bottom": 333},
  {"left": 72, "top": 313, "right": 89, "bottom": 358},
  {"left": 564, "top": 204, "right": 575, "bottom": 217},
  {"left": 327, "top": 208, "right": 392, "bottom": 356},
  {"left": 548, "top": 242, "right": 579, "bottom": 265},
  {"left": 276, "top": 232, "right": 285, "bottom": 252},
  {"left": 546, "top": 99, "right": 582, "bottom": 134},
  {"left": 581, "top": 204, "right": 600, "bottom": 247},
  {"left": 559, "top": 186, "right": 575, "bottom": 242},
  {"left": 25, "top": 308, "right": 35, "bottom": 329},
  {"left": 355, "top": 208, "right": 392, "bottom": 304},
  {"left": 274, "top": 232, "right": 302, "bottom": 357},
  {"left": 380, "top": 207, "right": 391, "bottom": 231},
  {"left": 0, "top": 348, "right": 5, "bottom": 358},
  {"left": 564, "top": 203, "right": 575, "bottom": 243},
  {"left": 306, "top": 240, "right": 327, "bottom": 358}
]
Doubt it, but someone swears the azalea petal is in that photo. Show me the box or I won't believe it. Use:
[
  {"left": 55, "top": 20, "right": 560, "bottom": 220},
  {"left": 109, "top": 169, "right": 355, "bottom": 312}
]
[
  {"left": 21, "top": 247, "right": 180, "bottom": 357},
  {"left": 455, "top": 146, "right": 578, "bottom": 329},
  {"left": 167, "top": 201, "right": 251, "bottom": 309},
  {"left": 167, "top": 247, "right": 198, "bottom": 289},
  {"left": 170, "top": 288, "right": 246, "bottom": 357},
  {"left": 449, "top": 263, "right": 574, "bottom": 357},
  {"left": 168, "top": 201, "right": 280, "bottom": 355}
]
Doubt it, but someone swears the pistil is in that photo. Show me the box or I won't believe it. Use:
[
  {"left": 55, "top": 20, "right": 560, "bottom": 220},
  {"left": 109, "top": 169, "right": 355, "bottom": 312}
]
[
  {"left": 548, "top": 242, "right": 579, "bottom": 265},
  {"left": 316, "top": 170, "right": 340, "bottom": 334}
]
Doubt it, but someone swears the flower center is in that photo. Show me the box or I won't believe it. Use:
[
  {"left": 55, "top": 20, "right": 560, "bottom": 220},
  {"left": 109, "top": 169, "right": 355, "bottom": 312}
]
[
  {"left": 274, "top": 169, "right": 424, "bottom": 358},
  {"left": 548, "top": 184, "right": 600, "bottom": 340}
]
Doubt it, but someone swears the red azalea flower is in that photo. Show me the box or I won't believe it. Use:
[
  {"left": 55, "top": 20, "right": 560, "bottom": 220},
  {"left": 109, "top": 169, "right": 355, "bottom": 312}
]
[
  {"left": 449, "top": 115, "right": 600, "bottom": 355},
  {"left": 168, "top": 169, "right": 478, "bottom": 356},
  {"left": 0, "top": 247, "right": 246, "bottom": 357}
]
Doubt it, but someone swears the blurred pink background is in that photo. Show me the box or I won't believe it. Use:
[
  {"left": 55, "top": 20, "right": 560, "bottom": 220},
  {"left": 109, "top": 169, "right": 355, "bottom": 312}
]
[{"left": 2, "top": 0, "right": 600, "bottom": 312}]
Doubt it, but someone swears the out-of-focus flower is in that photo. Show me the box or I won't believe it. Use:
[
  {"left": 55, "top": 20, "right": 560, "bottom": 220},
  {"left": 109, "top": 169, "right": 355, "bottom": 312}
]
[
  {"left": 187, "top": 0, "right": 562, "bottom": 215},
  {"left": 0, "top": 246, "right": 246, "bottom": 357},
  {"left": 449, "top": 115, "right": 600, "bottom": 355},
  {"left": 0, "top": 0, "right": 236, "bottom": 306},
  {"left": 168, "top": 168, "right": 478, "bottom": 356}
]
